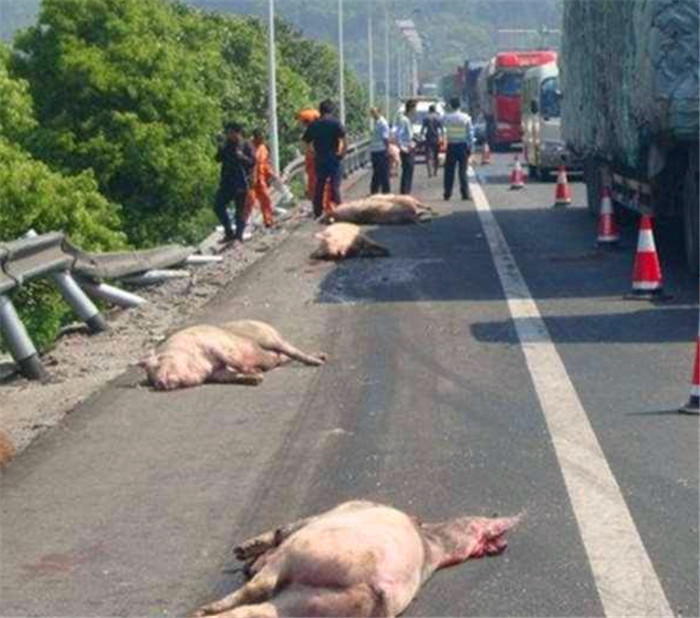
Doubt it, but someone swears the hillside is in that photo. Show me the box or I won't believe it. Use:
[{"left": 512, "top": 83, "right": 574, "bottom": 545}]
[{"left": 3, "top": 0, "right": 563, "bottom": 81}]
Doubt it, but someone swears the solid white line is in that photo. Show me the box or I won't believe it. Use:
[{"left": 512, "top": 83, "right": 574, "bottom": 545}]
[{"left": 468, "top": 168, "right": 674, "bottom": 617}]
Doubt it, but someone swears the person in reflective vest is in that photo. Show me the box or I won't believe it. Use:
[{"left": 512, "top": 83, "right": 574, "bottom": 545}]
[{"left": 442, "top": 97, "right": 474, "bottom": 201}]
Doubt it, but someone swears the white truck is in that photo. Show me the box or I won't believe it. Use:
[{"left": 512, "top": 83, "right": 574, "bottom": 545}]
[
  {"left": 561, "top": 0, "right": 699, "bottom": 273},
  {"left": 521, "top": 61, "right": 581, "bottom": 179}
]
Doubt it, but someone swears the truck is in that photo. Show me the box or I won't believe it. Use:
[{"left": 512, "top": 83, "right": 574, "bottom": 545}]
[
  {"left": 521, "top": 61, "right": 581, "bottom": 179},
  {"left": 561, "top": 0, "right": 699, "bottom": 273},
  {"left": 477, "top": 50, "right": 558, "bottom": 149}
]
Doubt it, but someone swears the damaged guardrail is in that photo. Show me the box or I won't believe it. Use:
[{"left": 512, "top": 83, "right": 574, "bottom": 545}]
[
  {"left": 0, "top": 136, "right": 371, "bottom": 382},
  {"left": 0, "top": 232, "right": 202, "bottom": 381}
]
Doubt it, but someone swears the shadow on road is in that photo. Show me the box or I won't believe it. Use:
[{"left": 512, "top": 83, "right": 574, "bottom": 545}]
[{"left": 471, "top": 306, "right": 697, "bottom": 345}]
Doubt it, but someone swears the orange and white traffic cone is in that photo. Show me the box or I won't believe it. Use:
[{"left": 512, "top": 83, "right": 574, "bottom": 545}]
[
  {"left": 509, "top": 156, "right": 525, "bottom": 190},
  {"left": 680, "top": 323, "right": 700, "bottom": 414},
  {"left": 625, "top": 214, "right": 669, "bottom": 300},
  {"left": 596, "top": 188, "right": 620, "bottom": 245},
  {"left": 481, "top": 142, "right": 491, "bottom": 165},
  {"left": 553, "top": 166, "right": 572, "bottom": 207}
]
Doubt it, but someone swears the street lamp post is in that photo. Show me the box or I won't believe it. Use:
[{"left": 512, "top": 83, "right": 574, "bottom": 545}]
[
  {"left": 338, "top": 0, "right": 346, "bottom": 125},
  {"left": 384, "top": 0, "right": 390, "bottom": 118},
  {"left": 368, "top": 5, "right": 374, "bottom": 128},
  {"left": 267, "top": 0, "right": 279, "bottom": 172}
]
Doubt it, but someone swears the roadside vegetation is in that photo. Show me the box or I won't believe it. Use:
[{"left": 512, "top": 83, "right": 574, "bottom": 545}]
[{"left": 0, "top": 0, "right": 368, "bottom": 351}]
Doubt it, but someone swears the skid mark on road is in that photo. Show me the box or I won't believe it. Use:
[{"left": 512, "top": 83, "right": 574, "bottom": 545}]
[{"left": 469, "top": 168, "right": 674, "bottom": 617}]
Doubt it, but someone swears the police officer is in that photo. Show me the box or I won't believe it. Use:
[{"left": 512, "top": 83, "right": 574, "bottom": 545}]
[{"left": 442, "top": 97, "right": 474, "bottom": 201}]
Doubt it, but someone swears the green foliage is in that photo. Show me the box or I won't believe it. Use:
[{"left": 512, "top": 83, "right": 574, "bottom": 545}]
[{"left": 0, "top": 40, "right": 125, "bottom": 352}]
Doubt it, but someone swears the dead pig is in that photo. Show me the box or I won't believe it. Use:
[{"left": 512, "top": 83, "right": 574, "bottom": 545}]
[
  {"left": 322, "top": 194, "right": 435, "bottom": 225},
  {"left": 311, "top": 223, "right": 390, "bottom": 260},
  {"left": 193, "top": 500, "right": 521, "bottom": 618},
  {"left": 140, "top": 321, "right": 326, "bottom": 391}
]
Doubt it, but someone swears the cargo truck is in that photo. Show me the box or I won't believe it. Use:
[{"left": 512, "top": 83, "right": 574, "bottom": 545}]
[
  {"left": 561, "top": 0, "right": 699, "bottom": 273},
  {"left": 477, "top": 50, "right": 558, "bottom": 149}
]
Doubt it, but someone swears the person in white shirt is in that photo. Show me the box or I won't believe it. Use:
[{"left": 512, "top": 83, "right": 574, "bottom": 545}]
[
  {"left": 442, "top": 97, "right": 475, "bottom": 201},
  {"left": 369, "top": 107, "right": 391, "bottom": 194},
  {"left": 395, "top": 99, "right": 417, "bottom": 194}
]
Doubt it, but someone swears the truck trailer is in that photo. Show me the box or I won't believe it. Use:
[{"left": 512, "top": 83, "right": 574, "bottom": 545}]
[{"left": 561, "top": 0, "right": 699, "bottom": 273}]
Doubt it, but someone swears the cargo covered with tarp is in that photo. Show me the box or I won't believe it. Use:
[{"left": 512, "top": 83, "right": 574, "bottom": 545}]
[{"left": 561, "top": 0, "right": 699, "bottom": 170}]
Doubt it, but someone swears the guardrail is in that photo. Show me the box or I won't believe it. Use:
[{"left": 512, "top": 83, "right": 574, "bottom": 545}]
[{"left": 0, "top": 136, "right": 371, "bottom": 382}]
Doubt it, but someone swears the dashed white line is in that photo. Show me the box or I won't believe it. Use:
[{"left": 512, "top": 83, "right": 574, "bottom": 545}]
[{"left": 469, "top": 168, "right": 673, "bottom": 617}]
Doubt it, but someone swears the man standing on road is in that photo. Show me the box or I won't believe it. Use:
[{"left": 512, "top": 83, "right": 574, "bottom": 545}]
[
  {"left": 303, "top": 99, "right": 347, "bottom": 219},
  {"left": 396, "top": 99, "right": 417, "bottom": 195},
  {"left": 421, "top": 104, "right": 443, "bottom": 178},
  {"left": 214, "top": 122, "right": 256, "bottom": 243},
  {"left": 442, "top": 97, "right": 474, "bottom": 201},
  {"left": 369, "top": 107, "right": 391, "bottom": 194}
]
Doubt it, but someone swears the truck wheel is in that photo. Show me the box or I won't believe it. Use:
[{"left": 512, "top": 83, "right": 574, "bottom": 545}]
[
  {"left": 683, "top": 163, "right": 699, "bottom": 275},
  {"left": 528, "top": 165, "right": 540, "bottom": 180},
  {"left": 584, "top": 159, "right": 601, "bottom": 216}
]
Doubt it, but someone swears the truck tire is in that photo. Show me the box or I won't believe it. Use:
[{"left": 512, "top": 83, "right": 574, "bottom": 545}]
[
  {"left": 683, "top": 163, "right": 699, "bottom": 275},
  {"left": 584, "top": 158, "right": 601, "bottom": 217}
]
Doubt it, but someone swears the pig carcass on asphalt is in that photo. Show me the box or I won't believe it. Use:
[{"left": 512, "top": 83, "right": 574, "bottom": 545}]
[
  {"left": 322, "top": 194, "right": 435, "bottom": 225},
  {"left": 311, "top": 223, "right": 390, "bottom": 260},
  {"left": 193, "top": 500, "right": 521, "bottom": 617},
  {"left": 140, "top": 320, "right": 326, "bottom": 390}
]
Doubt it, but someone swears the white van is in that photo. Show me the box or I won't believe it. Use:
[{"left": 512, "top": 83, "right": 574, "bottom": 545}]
[{"left": 521, "top": 62, "right": 580, "bottom": 179}]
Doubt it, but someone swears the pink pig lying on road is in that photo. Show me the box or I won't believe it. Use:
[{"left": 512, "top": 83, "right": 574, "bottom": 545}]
[
  {"left": 311, "top": 223, "right": 390, "bottom": 260},
  {"left": 194, "top": 500, "right": 521, "bottom": 618},
  {"left": 321, "top": 194, "right": 435, "bottom": 225},
  {"left": 140, "top": 320, "right": 326, "bottom": 390}
]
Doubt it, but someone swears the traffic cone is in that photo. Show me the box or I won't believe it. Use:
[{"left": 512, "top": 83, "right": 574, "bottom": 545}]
[
  {"left": 509, "top": 156, "right": 525, "bottom": 190},
  {"left": 596, "top": 188, "right": 620, "bottom": 245},
  {"left": 625, "top": 214, "right": 669, "bottom": 300},
  {"left": 553, "top": 166, "right": 572, "bottom": 207},
  {"left": 481, "top": 142, "right": 491, "bottom": 165},
  {"left": 680, "top": 324, "right": 700, "bottom": 414}
]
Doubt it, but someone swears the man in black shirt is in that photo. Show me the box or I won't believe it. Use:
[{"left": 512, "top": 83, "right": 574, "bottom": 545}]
[
  {"left": 421, "top": 105, "right": 443, "bottom": 177},
  {"left": 302, "top": 99, "right": 347, "bottom": 218},
  {"left": 214, "top": 122, "right": 256, "bottom": 243}
]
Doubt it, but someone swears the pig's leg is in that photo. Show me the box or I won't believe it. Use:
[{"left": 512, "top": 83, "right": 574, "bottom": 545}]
[
  {"left": 208, "top": 368, "right": 264, "bottom": 386},
  {"left": 235, "top": 516, "right": 316, "bottom": 561},
  {"left": 193, "top": 570, "right": 279, "bottom": 616},
  {"left": 269, "top": 341, "right": 326, "bottom": 367}
]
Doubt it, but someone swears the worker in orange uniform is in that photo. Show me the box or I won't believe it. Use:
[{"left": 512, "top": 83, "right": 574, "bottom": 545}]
[
  {"left": 297, "top": 108, "right": 333, "bottom": 215},
  {"left": 246, "top": 128, "right": 279, "bottom": 228}
]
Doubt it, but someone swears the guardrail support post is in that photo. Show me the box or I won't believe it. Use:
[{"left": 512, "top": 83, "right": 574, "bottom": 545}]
[
  {"left": 0, "top": 295, "right": 48, "bottom": 381},
  {"left": 51, "top": 271, "right": 108, "bottom": 333}
]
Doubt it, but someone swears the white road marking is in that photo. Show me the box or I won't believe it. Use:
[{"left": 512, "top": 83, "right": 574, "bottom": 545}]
[{"left": 469, "top": 168, "right": 674, "bottom": 617}]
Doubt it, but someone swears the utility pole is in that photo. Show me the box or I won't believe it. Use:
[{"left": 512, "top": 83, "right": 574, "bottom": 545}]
[
  {"left": 368, "top": 4, "right": 374, "bottom": 128},
  {"left": 338, "top": 0, "right": 346, "bottom": 125},
  {"left": 267, "top": 0, "right": 279, "bottom": 171},
  {"left": 384, "top": 0, "right": 390, "bottom": 118}
]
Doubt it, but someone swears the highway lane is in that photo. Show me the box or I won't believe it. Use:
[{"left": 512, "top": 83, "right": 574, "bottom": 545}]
[{"left": 0, "top": 154, "right": 697, "bottom": 617}]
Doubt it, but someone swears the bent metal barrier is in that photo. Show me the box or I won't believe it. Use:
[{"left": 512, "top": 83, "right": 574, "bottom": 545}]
[{"left": 0, "top": 137, "right": 371, "bottom": 382}]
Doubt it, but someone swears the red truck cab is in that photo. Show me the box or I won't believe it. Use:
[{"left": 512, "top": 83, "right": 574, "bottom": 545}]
[{"left": 481, "top": 50, "right": 557, "bottom": 149}]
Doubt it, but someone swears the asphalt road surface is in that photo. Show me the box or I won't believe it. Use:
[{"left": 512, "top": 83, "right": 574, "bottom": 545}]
[{"left": 1, "top": 153, "right": 698, "bottom": 617}]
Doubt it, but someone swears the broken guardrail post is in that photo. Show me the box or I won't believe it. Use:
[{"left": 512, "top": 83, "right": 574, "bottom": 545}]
[
  {"left": 51, "top": 271, "right": 108, "bottom": 333},
  {"left": 0, "top": 295, "right": 48, "bottom": 381},
  {"left": 77, "top": 279, "right": 146, "bottom": 308}
]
